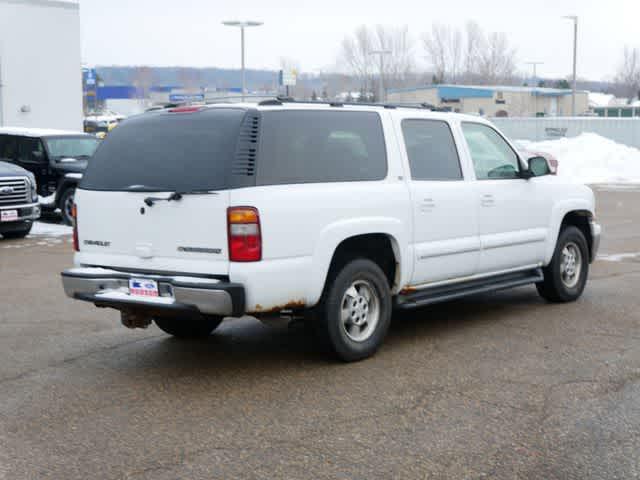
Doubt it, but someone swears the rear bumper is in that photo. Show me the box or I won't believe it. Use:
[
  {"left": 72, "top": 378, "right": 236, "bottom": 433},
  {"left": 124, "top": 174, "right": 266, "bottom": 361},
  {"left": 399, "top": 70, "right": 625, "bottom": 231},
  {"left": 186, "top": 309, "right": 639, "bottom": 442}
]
[
  {"left": 590, "top": 220, "right": 601, "bottom": 262},
  {"left": 61, "top": 267, "right": 245, "bottom": 317}
]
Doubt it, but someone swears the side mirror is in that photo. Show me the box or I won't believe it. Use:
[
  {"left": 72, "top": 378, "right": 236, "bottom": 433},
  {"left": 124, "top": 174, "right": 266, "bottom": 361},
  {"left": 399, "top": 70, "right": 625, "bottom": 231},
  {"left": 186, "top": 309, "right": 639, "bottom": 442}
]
[
  {"left": 526, "top": 156, "right": 551, "bottom": 178},
  {"left": 32, "top": 150, "right": 44, "bottom": 162}
]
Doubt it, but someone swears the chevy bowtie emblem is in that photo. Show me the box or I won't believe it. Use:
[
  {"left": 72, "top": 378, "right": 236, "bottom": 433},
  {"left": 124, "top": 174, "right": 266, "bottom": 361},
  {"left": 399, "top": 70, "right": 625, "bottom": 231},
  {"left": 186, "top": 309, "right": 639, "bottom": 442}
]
[{"left": 0, "top": 186, "right": 14, "bottom": 195}]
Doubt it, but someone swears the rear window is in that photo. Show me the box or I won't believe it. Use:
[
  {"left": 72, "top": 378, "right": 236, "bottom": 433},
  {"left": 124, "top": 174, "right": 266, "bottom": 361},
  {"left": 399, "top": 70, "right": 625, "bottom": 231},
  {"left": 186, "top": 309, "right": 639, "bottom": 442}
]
[
  {"left": 80, "top": 108, "right": 246, "bottom": 192},
  {"left": 257, "top": 110, "right": 387, "bottom": 185}
]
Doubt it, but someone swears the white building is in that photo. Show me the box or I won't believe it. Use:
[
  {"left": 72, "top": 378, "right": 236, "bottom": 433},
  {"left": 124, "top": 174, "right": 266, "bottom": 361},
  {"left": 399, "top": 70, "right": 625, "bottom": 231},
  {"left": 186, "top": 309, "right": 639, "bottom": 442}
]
[{"left": 0, "top": 0, "right": 82, "bottom": 130}]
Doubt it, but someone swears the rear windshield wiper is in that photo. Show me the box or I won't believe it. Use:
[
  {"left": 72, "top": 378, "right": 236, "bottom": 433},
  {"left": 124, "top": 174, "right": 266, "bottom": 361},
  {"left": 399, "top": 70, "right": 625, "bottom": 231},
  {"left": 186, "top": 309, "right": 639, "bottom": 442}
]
[{"left": 143, "top": 189, "right": 219, "bottom": 207}]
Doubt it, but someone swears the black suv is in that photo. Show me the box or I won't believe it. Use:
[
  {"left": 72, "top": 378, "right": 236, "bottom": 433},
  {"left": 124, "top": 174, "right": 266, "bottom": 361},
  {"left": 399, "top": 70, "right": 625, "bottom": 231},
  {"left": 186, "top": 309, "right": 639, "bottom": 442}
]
[{"left": 0, "top": 128, "right": 100, "bottom": 225}]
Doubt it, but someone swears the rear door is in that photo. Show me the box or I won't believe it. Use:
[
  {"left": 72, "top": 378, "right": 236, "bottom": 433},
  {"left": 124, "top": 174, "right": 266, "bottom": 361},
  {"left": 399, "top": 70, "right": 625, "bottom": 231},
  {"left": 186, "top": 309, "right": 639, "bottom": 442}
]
[
  {"left": 399, "top": 116, "right": 479, "bottom": 285},
  {"left": 75, "top": 107, "right": 249, "bottom": 275}
]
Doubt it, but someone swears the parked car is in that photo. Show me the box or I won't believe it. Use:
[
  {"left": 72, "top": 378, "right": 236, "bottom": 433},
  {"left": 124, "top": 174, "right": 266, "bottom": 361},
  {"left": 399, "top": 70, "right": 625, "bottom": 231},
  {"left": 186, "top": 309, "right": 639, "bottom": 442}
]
[
  {"left": 61, "top": 101, "right": 601, "bottom": 361},
  {"left": 83, "top": 115, "right": 120, "bottom": 138},
  {"left": 0, "top": 128, "right": 100, "bottom": 225},
  {"left": 0, "top": 160, "right": 40, "bottom": 239}
]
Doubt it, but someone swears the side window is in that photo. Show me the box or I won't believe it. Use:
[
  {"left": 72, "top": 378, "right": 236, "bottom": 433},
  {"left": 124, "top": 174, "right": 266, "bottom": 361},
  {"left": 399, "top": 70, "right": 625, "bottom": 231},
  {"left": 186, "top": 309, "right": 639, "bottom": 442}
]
[
  {"left": 402, "top": 119, "right": 463, "bottom": 181},
  {"left": 18, "top": 137, "right": 45, "bottom": 163},
  {"left": 461, "top": 122, "right": 520, "bottom": 180},
  {"left": 0, "top": 135, "right": 18, "bottom": 162},
  {"left": 258, "top": 111, "right": 387, "bottom": 185}
]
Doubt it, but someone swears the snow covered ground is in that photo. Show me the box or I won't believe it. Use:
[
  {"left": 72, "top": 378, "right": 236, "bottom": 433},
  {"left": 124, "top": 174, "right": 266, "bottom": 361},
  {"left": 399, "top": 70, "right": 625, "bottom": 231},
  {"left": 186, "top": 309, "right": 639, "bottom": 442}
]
[
  {"left": 29, "top": 221, "right": 72, "bottom": 237},
  {"left": 516, "top": 133, "right": 640, "bottom": 185}
]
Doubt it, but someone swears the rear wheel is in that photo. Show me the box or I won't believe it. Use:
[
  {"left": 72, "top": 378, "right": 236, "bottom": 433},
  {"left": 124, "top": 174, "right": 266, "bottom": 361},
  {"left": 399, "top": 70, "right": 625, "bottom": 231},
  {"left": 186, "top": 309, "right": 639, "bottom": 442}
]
[
  {"left": 154, "top": 316, "right": 224, "bottom": 339},
  {"left": 58, "top": 187, "right": 75, "bottom": 226},
  {"left": 536, "top": 226, "right": 589, "bottom": 303},
  {"left": 315, "top": 258, "right": 392, "bottom": 362}
]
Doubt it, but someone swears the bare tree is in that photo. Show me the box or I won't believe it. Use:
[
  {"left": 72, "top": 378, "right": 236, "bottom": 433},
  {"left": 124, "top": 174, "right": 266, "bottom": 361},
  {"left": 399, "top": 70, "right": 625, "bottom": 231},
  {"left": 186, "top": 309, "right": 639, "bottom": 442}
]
[
  {"left": 422, "top": 22, "right": 517, "bottom": 85},
  {"left": 340, "top": 25, "right": 415, "bottom": 97},
  {"left": 422, "top": 23, "right": 450, "bottom": 83},
  {"left": 340, "top": 26, "right": 375, "bottom": 95},
  {"left": 374, "top": 25, "right": 414, "bottom": 87},
  {"left": 615, "top": 46, "right": 640, "bottom": 102},
  {"left": 464, "top": 21, "right": 484, "bottom": 80},
  {"left": 476, "top": 32, "right": 517, "bottom": 84}
]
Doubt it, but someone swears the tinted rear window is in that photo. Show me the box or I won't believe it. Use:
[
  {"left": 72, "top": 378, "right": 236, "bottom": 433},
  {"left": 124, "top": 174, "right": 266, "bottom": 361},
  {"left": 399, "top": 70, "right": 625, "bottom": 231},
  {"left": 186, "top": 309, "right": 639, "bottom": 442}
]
[
  {"left": 257, "top": 110, "right": 387, "bottom": 185},
  {"left": 80, "top": 108, "right": 246, "bottom": 191},
  {"left": 402, "top": 119, "right": 462, "bottom": 181}
]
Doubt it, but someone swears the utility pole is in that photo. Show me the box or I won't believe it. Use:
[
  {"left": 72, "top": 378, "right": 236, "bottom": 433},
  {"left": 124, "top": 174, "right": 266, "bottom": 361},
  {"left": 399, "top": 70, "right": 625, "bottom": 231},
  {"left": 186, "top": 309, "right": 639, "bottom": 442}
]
[
  {"left": 563, "top": 15, "right": 578, "bottom": 116},
  {"left": 525, "top": 61, "right": 544, "bottom": 86},
  {"left": 525, "top": 62, "right": 544, "bottom": 116},
  {"left": 369, "top": 49, "right": 391, "bottom": 102},
  {"left": 222, "top": 20, "right": 263, "bottom": 101}
]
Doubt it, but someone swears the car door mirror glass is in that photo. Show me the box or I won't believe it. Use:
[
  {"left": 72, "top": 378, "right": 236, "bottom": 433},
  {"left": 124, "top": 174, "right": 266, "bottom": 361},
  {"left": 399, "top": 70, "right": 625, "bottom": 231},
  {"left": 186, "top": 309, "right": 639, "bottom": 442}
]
[{"left": 527, "top": 156, "right": 551, "bottom": 177}]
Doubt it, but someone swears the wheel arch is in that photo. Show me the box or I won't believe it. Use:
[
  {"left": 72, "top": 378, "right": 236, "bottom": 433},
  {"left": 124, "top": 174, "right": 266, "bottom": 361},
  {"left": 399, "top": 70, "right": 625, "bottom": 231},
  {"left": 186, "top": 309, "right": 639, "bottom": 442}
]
[
  {"left": 307, "top": 219, "right": 410, "bottom": 307},
  {"left": 546, "top": 203, "right": 595, "bottom": 264}
]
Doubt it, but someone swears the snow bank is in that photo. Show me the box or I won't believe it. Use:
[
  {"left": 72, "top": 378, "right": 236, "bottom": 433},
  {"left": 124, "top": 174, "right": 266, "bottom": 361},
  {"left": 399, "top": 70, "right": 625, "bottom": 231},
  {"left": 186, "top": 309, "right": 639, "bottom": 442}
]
[
  {"left": 516, "top": 133, "right": 640, "bottom": 184},
  {"left": 29, "top": 222, "right": 72, "bottom": 237}
]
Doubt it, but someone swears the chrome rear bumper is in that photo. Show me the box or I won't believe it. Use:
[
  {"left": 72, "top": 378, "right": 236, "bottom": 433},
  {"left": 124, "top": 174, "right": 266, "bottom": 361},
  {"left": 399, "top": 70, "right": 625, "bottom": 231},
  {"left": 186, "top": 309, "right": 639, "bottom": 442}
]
[{"left": 61, "top": 267, "right": 245, "bottom": 317}]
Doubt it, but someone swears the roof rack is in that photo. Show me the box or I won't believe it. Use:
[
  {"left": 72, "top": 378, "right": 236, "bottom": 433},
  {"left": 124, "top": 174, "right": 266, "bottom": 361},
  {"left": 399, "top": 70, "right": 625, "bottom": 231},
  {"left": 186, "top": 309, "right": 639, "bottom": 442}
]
[{"left": 257, "top": 96, "right": 450, "bottom": 111}]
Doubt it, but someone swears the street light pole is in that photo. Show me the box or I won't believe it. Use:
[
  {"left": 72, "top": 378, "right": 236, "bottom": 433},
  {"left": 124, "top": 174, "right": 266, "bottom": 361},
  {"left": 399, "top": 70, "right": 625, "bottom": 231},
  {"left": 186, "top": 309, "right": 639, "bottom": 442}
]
[
  {"left": 369, "top": 49, "right": 391, "bottom": 102},
  {"left": 222, "top": 20, "right": 263, "bottom": 102},
  {"left": 563, "top": 15, "right": 578, "bottom": 116},
  {"left": 525, "top": 62, "right": 543, "bottom": 116}
]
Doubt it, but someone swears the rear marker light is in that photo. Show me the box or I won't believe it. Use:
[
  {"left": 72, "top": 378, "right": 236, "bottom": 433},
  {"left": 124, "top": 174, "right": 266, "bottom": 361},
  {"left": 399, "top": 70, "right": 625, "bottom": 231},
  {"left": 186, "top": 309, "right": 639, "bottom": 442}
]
[
  {"left": 72, "top": 203, "right": 79, "bottom": 252},
  {"left": 228, "top": 207, "right": 261, "bottom": 262}
]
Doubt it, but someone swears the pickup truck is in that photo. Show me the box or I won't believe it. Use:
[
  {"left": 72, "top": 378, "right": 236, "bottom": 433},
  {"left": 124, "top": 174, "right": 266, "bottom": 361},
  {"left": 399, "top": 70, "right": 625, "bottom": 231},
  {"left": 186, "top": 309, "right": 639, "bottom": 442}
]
[
  {"left": 61, "top": 101, "right": 601, "bottom": 361},
  {"left": 0, "top": 160, "right": 40, "bottom": 238}
]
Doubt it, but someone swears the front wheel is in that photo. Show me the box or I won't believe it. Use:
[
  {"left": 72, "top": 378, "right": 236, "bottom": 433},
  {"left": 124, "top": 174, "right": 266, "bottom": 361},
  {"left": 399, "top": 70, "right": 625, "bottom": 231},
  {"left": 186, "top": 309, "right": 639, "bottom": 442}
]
[
  {"left": 58, "top": 187, "right": 76, "bottom": 226},
  {"left": 315, "top": 258, "right": 392, "bottom": 362},
  {"left": 154, "top": 316, "right": 224, "bottom": 339},
  {"left": 536, "top": 226, "right": 589, "bottom": 303}
]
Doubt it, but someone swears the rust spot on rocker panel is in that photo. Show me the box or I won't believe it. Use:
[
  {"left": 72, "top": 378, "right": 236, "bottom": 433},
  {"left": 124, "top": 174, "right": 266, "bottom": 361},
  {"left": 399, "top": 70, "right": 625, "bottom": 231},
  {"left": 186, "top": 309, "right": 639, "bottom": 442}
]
[
  {"left": 399, "top": 286, "right": 416, "bottom": 295},
  {"left": 250, "top": 300, "right": 306, "bottom": 314}
]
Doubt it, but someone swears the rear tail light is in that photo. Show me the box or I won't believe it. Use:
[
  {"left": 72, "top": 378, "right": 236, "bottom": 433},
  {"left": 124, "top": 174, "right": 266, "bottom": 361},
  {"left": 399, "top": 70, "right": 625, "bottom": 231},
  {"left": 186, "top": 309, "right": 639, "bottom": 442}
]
[
  {"left": 227, "top": 207, "right": 261, "bottom": 262},
  {"left": 72, "top": 203, "right": 79, "bottom": 252}
]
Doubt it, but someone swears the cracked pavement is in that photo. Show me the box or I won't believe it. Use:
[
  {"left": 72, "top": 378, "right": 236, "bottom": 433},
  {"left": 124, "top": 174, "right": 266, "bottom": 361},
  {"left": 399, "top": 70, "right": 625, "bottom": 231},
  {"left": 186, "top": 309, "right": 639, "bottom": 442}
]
[{"left": 1, "top": 187, "right": 640, "bottom": 479}]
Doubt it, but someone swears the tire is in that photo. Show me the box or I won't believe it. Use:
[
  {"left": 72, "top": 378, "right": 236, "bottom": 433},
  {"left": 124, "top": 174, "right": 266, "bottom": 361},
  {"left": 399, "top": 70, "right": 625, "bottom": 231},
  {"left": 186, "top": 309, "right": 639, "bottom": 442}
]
[
  {"left": 1, "top": 224, "right": 32, "bottom": 239},
  {"left": 154, "top": 316, "right": 224, "bottom": 339},
  {"left": 536, "top": 226, "right": 589, "bottom": 303},
  {"left": 58, "top": 187, "right": 76, "bottom": 226},
  {"left": 315, "top": 258, "right": 392, "bottom": 362}
]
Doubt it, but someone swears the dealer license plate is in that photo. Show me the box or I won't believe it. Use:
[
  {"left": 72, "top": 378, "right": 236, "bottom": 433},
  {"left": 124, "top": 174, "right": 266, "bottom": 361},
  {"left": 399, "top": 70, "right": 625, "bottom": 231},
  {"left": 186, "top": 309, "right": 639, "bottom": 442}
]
[
  {"left": 129, "top": 278, "right": 159, "bottom": 297},
  {"left": 1, "top": 210, "right": 18, "bottom": 222}
]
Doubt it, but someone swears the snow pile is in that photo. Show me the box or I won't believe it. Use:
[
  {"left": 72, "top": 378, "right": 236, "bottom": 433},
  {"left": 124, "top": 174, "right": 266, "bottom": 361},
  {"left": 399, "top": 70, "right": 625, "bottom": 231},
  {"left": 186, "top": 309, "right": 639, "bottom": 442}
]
[
  {"left": 29, "top": 222, "right": 72, "bottom": 237},
  {"left": 516, "top": 133, "right": 640, "bottom": 184}
]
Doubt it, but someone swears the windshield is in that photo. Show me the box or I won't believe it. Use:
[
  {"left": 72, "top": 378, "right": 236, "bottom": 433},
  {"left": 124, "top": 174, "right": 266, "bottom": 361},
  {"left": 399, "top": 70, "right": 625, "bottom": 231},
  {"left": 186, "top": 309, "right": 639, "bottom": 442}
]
[
  {"left": 45, "top": 136, "right": 100, "bottom": 159},
  {"left": 80, "top": 108, "right": 246, "bottom": 192}
]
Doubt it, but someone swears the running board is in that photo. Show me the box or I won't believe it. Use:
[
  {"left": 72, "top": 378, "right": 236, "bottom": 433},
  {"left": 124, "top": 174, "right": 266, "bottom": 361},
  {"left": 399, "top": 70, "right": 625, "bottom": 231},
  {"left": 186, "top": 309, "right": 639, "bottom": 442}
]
[{"left": 395, "top": 268, "right": 544, "bottom": 310}]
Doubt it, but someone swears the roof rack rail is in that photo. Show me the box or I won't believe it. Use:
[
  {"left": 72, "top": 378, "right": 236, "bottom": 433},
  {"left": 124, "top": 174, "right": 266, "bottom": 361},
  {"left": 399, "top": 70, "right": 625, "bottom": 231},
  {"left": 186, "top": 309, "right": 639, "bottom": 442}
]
[{"left": 257, "top": 97, "right": 450, "bottom": 111}]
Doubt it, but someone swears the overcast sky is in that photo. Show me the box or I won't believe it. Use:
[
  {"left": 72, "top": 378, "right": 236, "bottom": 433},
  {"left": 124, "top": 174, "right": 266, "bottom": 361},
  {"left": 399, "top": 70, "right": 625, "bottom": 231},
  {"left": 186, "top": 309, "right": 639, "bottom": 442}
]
[{"left": 79, "top": 0, "right": 639, "bottom": 81}]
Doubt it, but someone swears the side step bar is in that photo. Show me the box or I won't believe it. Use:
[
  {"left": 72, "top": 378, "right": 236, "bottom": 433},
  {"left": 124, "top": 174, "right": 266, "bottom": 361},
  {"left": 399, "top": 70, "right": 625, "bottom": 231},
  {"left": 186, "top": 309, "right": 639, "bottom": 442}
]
[{"left": 395, "top": 268, "right": 544, "bottom": 310}]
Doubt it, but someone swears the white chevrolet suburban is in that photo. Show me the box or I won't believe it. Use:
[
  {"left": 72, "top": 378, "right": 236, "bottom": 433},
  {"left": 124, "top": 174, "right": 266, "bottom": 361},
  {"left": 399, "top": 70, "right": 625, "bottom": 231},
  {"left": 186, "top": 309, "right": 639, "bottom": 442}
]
[{"left": 61, "top": 100, "right": 601, "bottom": 361}]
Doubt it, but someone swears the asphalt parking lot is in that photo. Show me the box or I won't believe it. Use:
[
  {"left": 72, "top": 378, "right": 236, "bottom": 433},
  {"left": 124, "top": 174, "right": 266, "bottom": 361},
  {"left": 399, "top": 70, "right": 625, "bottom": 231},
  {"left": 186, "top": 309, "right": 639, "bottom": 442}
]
[{"left": 1, "top": 187, "right": 640, "bottom": 479}]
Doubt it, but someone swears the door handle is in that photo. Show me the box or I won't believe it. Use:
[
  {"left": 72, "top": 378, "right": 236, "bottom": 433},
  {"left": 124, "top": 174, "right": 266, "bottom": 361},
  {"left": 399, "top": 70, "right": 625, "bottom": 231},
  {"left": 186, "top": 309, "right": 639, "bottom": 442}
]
[
  {"left": 481, "top": 194, "right": 495, "bottom": 207},
  {"left": 421, "top": 198, "right": 436, "bottom": 211}
]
